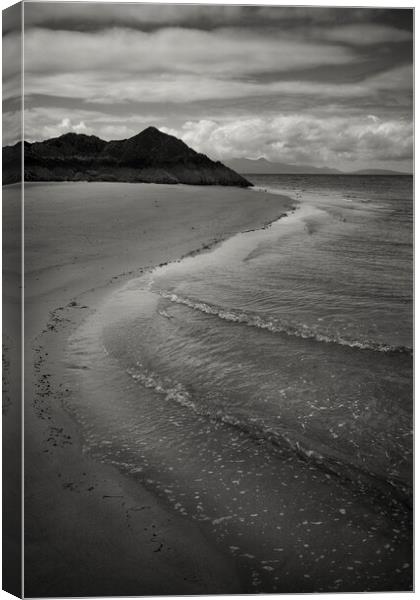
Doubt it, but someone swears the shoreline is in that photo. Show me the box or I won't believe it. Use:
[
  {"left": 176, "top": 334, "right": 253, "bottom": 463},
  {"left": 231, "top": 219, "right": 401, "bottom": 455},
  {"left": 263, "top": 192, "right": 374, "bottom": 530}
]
[
  {"left": 59, "top": 200, "right": 412, "bottom": 594},
  {"left": 20, "top": 181, "right": 296, "bottom": 596}
]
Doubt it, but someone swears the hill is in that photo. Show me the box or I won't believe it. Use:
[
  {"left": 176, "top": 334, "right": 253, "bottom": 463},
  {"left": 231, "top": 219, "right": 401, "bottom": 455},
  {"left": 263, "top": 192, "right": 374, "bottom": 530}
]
[{"left": 3, "top": 127, "right": 251, "bottom": 187}]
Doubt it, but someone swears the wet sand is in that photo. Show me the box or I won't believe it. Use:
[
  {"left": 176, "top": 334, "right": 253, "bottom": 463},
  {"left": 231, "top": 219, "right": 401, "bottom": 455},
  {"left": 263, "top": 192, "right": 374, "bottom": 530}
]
[{"left": 16, "top": 181, "right": 294, "bottom": 597}]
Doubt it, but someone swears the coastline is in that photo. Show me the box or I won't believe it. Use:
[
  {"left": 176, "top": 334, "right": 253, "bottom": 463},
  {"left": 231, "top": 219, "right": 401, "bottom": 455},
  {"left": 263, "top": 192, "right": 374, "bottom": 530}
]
[{"left": 20, "top": 181, "right": 296, "bottom": 596}]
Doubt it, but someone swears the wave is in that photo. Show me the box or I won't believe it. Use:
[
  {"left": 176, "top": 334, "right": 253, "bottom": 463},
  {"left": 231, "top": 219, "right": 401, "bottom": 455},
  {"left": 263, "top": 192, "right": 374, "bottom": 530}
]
[
  {"left": 126, "top": 362, "right": 412, "bottom": 508},
  {"left": 160, "top": 292, "right": 412, "bottom": 356}
]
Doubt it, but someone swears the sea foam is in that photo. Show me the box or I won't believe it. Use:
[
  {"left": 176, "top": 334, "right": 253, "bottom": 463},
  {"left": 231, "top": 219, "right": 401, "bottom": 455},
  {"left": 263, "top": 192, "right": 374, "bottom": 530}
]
[{"left": 160, "top": 292, "right": 412, "bottom": 356}]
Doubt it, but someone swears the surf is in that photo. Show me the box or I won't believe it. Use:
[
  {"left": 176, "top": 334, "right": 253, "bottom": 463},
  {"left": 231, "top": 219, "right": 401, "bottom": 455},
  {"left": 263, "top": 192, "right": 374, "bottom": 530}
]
[{"left": 159, "top": 292, "right": 412, "bottom": 356}]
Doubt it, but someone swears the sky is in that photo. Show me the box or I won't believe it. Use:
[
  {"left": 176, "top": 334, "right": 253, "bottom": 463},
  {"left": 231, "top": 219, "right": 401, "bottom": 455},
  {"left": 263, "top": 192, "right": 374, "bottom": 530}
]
[{"left": 3, "top": 2, "right": 414, "bottom": 171}]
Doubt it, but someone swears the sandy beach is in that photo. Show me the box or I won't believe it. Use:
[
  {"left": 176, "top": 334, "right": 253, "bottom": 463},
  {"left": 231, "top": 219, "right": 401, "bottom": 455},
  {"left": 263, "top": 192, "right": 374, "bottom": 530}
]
[{"left": 14, "top": 181, "right": 294, "bottom": 597}]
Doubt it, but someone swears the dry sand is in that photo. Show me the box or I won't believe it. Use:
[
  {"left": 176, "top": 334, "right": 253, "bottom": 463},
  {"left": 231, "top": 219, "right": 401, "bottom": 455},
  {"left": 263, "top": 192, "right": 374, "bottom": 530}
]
[
  {"left": 3, "top": 181, "right": 22, "bottom": 597},
  {"left": 9, "top": 181, "right": 294, "bottom": 597}
]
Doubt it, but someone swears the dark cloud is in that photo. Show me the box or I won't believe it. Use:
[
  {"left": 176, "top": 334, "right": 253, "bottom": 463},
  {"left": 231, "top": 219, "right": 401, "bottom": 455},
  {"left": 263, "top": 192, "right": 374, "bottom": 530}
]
[
  {"left": 16, "top": 4, "right": 413, "bottom": 36},
  {"left": 2, "top": 1, "right": 21, "bottom": 36}
]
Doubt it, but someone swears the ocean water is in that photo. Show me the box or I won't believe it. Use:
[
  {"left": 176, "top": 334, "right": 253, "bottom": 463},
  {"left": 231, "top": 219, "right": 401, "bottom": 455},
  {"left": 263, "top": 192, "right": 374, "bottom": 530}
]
[{"left": 66, "top": 175, "right": 413, "bottom": 592}]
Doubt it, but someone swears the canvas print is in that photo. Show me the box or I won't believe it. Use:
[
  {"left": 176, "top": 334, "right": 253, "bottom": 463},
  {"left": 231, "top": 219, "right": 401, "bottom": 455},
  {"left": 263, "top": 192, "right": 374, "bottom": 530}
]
[{"left": 2, "top": 2, "right": 413, "bottom": 597}]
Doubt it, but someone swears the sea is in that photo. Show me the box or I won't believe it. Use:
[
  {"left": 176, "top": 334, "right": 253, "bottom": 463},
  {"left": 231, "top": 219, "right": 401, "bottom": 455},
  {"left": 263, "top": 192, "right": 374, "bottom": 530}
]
[{"left": 66, "top": 175, "right": 413, "bottom": 593}]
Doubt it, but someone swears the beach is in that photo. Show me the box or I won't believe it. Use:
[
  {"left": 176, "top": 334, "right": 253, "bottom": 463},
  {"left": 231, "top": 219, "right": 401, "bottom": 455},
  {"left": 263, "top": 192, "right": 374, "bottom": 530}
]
[
  {"left": 3, "top": 177, "right": 412, "bottom": 596},
  {"left": 3, "top": 3, "right": 413, "bottom": 596},
  {"left": 16, "top": 181, "right": 294, "bottom": 596}
]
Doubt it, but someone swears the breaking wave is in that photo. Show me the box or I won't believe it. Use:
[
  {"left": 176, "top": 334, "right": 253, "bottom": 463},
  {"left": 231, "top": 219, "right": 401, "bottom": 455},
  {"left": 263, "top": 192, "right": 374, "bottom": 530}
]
[{"left": 160, "top": 292, "right": 412, "bottom": 356}]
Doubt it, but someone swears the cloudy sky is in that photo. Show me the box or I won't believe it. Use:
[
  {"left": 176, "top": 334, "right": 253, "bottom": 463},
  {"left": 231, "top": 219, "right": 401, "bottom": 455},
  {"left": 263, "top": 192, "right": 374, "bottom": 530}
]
[{"left": 3, "top": 3, "right": 413, "bottom": 171}]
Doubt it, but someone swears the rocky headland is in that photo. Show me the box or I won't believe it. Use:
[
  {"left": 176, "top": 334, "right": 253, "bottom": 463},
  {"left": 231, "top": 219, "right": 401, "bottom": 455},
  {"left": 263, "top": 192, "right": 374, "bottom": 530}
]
[{"left": 2, "top": 126, "right": 252, "bottom": 187}]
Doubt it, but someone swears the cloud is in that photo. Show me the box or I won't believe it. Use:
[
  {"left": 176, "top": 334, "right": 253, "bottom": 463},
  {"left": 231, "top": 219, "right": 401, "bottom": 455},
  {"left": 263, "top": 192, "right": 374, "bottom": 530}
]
[
  {"left": 322, "top": 24, "right": 412, "bottom": 45},
  {"left": 18, "top": 24, "right": 411, "bottom": 107},
  {"left": 21, "top": 64, "right": 412, "bottom": 107},
  {"left": 37, "top": 117, "right": 93, "bottom": 139},
  {"left": 3, "top": 110, "right": 21, "bottom": 147},
  {"left": 22, "top": 4, "right": 264, "bottom": 32},
  {"left": 11, "top": 5, "right": 412, "bottom": 171},
  {"left": 15, "top": 109, "right": 412, "bottom": 170},
  {"left": 366, "top": 64, "right": 413, "bottom": 91},
  {"left": 161, "top": 115, "right": 413, "bottom": 166},
  {"left": 22, "top": 106, "right": 164, "bottom": 142},
  {"left": 37, "top": 118, "right": 131, "bottom": 142},
  {"left": 2, "top": 25, "right": 21, "bottom": 102},
  {"left": 18, "top": 4, "right": 412, "bottom": 36},
  {"left": 23, "top": 26, "right": 355, "bottom": 79}
]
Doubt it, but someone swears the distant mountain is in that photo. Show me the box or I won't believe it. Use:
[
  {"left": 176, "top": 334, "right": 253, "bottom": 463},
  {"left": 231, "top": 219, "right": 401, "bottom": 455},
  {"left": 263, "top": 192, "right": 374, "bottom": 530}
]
[
  {"left": 350, "top": 168, "right": 411, "bottom": 176},
  {"left": 226, "top": 157, "right": 410, "bottom": 176},
  {"left": 226, "top": 157, "right": 341, "bottom": 175},
  {"left": 3, "top": 127, "right": 251, "bottom": 187}
]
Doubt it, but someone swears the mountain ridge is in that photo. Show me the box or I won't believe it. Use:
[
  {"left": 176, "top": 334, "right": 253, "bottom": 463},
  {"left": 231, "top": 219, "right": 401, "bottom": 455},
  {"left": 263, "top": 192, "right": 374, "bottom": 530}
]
[
  {"left": 226, "top": 157, "right": 411, "bottom": 176},
  {"left": 226, "top": 157, "right": 341, "bottom": 175},
  {"left": 2, "top": 127, "right": 252, "bottom": 187}
]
